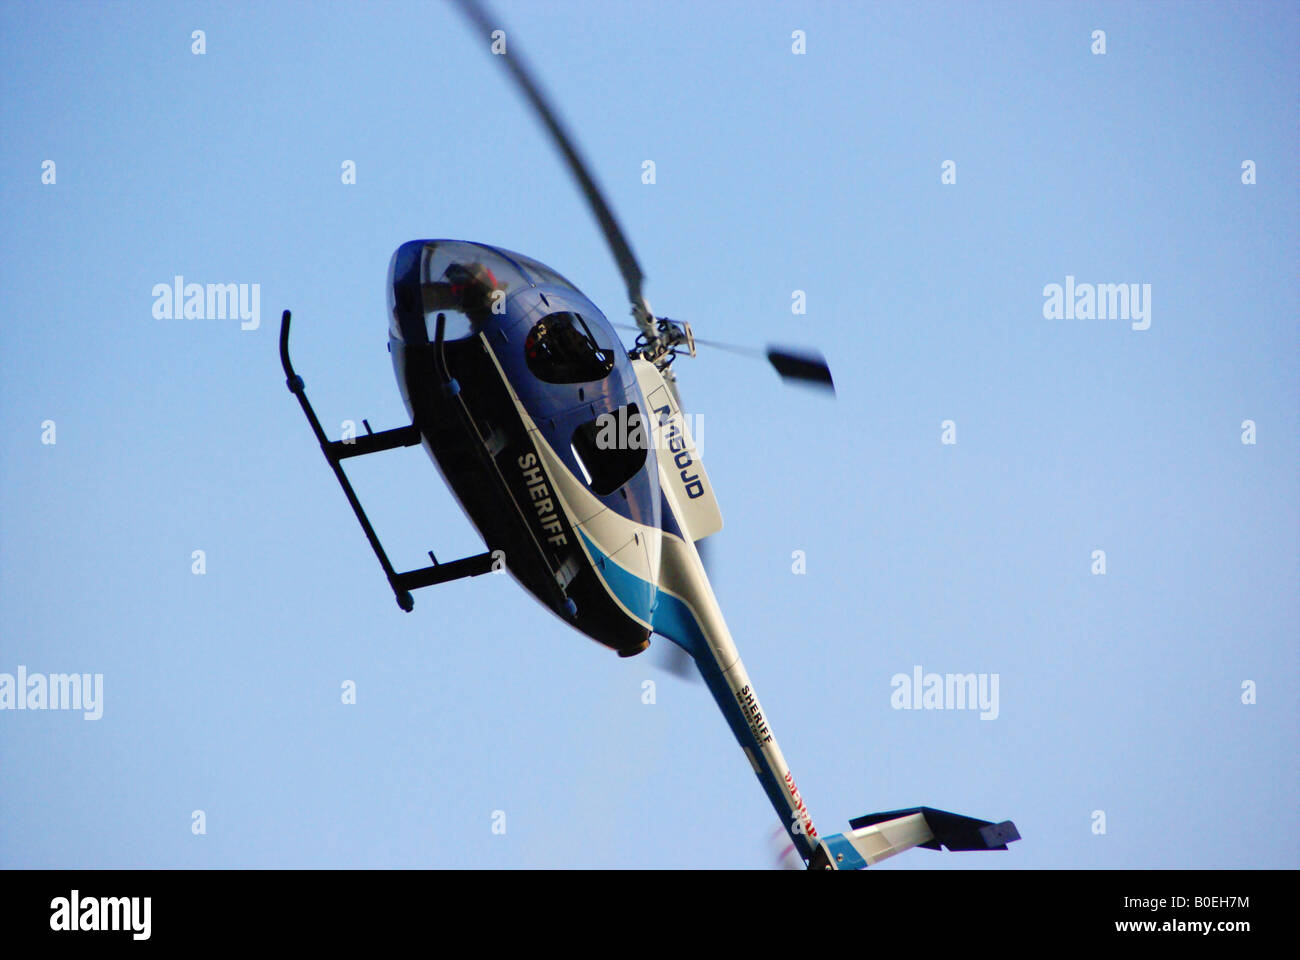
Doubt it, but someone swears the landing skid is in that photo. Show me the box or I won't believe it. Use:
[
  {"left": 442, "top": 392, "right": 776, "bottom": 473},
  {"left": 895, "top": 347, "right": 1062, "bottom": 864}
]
[{"left": 279, "top": 309, "right": 496, "bottom": 611}]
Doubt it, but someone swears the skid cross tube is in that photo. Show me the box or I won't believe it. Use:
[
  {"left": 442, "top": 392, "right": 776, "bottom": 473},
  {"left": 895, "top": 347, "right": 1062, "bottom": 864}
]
[{"left": 279, "top": 309, "right": 496, "bottom": 611}]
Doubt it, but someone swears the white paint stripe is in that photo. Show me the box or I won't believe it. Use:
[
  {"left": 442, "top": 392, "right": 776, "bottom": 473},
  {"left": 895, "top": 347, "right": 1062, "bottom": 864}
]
[{"left": 477, "top": 335, "right": 661, "bottom": 625}]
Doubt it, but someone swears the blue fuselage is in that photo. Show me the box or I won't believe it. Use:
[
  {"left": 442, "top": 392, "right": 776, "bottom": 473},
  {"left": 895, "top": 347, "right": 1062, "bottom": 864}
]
[{"left": 386, "top": 239, "right": 664, "bottom": 655}]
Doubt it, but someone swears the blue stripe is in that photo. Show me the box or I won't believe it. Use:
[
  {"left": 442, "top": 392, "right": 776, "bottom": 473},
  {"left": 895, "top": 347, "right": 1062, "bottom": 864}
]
[
  {"left": 576, "top": 527, "right": 819, "bottom": 864},
  {"left": 575, "top": 528, "right": 656, "bottom": 628},
  {"left": 821, "top": 833, "right": 868, "bottom": 870},
  {"left": 576, "top": 528, "right": 704, "bottom": 658}
]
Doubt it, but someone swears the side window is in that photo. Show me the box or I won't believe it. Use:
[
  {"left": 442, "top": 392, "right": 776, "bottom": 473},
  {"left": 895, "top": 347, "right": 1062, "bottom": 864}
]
[
  {"left": 571, "top": 405, "right": 648, "bottom": 495},
  {"left": 524, "top": 312, "right": 615, "bottom": 384}
]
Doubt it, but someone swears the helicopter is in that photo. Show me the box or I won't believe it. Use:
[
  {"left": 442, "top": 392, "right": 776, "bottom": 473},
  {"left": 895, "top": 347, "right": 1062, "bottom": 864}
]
[{"left": 278, "top": 0, "right": 1020, "bottom": 870}]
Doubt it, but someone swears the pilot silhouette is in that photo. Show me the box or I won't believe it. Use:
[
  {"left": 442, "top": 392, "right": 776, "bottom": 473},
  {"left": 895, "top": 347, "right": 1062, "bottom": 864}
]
[{"left": 422, "top": 261, "right": 504, "bottom": 319}]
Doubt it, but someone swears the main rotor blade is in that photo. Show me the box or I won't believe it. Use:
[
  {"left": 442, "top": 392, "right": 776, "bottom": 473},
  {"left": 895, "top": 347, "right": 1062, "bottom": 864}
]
[
  {"left": 615, "top": 325, "right": 836, "bottom": 393},
  {"left": 652, "top": 640, "right": 700, "bottom": 683},
  {"left": 454, "top": 0, "right": 654, "bottom": 331},
  {"left": 764, "top": 348, "right": 835, "bottom": 391},
  {"left": 694, "top": 338, "right": 834, "bottom": 391}
]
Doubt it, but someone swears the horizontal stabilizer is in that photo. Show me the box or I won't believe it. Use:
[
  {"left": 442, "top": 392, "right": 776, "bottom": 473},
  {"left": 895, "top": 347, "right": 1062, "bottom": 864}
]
[
  {"left": 811, "top": 806, "right": 1020, "bottom": 869},
  {"left": 849, "top": 806, "right": 1021, "bottom": 852}
]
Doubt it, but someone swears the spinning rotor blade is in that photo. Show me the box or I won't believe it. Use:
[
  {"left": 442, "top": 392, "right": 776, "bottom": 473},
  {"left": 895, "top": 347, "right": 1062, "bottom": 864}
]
[
  {"left": 454, "top": 0, "right": 656, "bottom": 336},
  {"left": 762, "top": 348, "right": 835, "bottom": 390},
  {"left": 615, "top": 325, "right": 836, "bottom": 393},
  {"left": 769, "top": 824, "right": 805, "bottom": 870},
  {"left": 694, "top": 337, "right": 835, "bottom": 392},
  {"left": 649, "top": 537, "right": 714, "bottom": 685},
  {"left": 651, "top": 640, "right": 699, "bottom": 683},
  {"left": 456, "top": 2, "right": 831, "bottom": 393}
]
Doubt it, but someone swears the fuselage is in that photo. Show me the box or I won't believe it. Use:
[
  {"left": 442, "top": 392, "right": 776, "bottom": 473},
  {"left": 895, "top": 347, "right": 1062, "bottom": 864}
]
[{"left": 386, "top": 239, "right": 665, "bottom": 656}]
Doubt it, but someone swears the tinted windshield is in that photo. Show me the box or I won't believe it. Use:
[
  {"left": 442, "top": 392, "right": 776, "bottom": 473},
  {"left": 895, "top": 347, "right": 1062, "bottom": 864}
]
[
  {"left": 419, "top": 242, "right": 525, "bottom": 339},
  {"left": 502, "top": 250, "right": 580, "bottom": 292}
]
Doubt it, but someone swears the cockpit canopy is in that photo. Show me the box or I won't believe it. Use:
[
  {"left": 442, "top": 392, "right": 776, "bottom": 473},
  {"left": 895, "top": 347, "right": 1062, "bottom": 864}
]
[{"left": 388, "top": 239, "right": 586, "bottom": 344}]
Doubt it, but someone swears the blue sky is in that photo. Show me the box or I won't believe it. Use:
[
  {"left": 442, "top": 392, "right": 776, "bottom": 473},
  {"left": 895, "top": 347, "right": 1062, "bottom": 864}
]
[{"left": 1, "top": 0, "right": 1296, "bottom": 869}]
